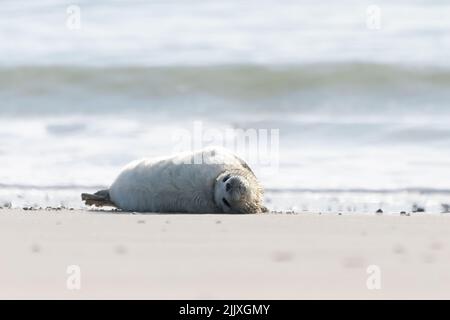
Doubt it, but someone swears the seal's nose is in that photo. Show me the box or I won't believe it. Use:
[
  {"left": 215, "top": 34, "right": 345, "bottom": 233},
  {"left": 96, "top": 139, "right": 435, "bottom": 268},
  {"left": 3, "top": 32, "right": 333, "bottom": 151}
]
[{"left": 226, "top": 183, "right": 231, "bottom": 192}]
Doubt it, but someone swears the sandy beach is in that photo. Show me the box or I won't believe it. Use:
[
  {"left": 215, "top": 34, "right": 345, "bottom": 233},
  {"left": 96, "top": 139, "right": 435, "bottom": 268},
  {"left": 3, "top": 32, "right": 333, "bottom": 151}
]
[{"left": 1, "top": 209, "right": 450, "bottom": 299}]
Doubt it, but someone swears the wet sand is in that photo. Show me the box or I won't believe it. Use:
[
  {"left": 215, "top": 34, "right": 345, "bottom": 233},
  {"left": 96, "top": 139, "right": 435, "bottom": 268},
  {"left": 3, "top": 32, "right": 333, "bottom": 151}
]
[{"left": 1, "top": 209, "right": 450, "bottom": 299}]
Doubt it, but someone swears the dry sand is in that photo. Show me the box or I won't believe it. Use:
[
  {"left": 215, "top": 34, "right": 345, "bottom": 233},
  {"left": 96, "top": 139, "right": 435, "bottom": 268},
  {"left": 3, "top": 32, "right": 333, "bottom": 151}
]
[{"left": 1, "top": 209, "right": 450, "bottom": 299}]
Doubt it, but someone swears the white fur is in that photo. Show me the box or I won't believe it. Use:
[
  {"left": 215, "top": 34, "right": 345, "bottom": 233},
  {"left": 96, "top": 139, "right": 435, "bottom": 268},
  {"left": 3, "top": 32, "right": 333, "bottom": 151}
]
[{"left": 109, "top": 147, "right": 254, "bottom": 213}]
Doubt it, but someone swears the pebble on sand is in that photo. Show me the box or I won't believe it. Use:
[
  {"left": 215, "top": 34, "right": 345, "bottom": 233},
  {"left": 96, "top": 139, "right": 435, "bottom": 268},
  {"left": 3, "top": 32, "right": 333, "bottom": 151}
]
[{"left": 2, "top": 202, "right": 12, "bottom": 209}]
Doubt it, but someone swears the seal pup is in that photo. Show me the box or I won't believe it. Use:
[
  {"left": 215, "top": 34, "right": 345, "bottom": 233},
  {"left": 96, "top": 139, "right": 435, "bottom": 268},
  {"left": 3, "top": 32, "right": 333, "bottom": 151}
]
[{"left": 82, "top": 147, "right": 267, "bottom": 214}]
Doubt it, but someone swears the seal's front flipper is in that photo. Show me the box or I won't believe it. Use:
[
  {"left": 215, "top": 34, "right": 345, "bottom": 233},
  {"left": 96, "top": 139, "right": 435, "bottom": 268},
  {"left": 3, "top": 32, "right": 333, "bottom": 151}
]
[{"left": 81, "top": 189, "right": 117, "bottom": 208}]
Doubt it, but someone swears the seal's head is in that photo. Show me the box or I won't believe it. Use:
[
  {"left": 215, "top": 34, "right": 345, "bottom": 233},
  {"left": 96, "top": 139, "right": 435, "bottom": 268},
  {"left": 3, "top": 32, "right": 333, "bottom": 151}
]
[{"left": 214, "top": 170, "right": 267, "bottom": 214}]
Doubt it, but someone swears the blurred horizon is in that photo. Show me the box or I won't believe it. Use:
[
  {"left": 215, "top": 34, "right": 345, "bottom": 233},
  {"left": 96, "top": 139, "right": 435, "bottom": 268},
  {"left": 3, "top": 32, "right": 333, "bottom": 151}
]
[{"left": 1, "top": 0, "right": 450, "bottom": 67}]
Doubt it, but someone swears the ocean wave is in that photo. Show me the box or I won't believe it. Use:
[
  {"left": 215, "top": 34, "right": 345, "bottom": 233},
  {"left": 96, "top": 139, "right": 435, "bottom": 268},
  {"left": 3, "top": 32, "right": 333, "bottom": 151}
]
[
  {"left": 2, "top": 63, "right": 450, "bottom": 117},
  {"left": 2, "top": 63, "right": 450, "bottom": 96}
]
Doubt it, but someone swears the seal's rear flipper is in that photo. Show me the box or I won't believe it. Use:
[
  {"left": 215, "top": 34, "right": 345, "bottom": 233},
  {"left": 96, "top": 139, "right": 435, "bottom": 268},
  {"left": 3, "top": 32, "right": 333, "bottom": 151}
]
[{"left": 81, "top": 189, "right": 117, "bottom": 208}]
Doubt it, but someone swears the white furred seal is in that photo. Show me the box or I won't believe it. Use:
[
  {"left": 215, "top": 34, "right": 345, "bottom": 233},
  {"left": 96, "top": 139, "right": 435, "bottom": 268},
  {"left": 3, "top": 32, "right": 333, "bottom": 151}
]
[{"left": 82, "top": 147, "right": 267, "bottom": 214}]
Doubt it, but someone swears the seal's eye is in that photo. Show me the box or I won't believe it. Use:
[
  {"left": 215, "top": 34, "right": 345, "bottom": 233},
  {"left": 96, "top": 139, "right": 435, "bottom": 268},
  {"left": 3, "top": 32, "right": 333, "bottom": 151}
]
[
  {"left": 222, "top": 198, "right": 231, "bottom": 208},
  {"left": 222, "top": 174, "right": 231, "bottom": 182}
]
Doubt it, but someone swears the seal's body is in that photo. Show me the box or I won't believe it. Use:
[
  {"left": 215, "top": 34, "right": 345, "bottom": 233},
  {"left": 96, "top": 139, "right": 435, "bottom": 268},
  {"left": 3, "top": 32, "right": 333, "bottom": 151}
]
[{"left": 82, "top": 147, "right": 266, "bottom": 214}]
